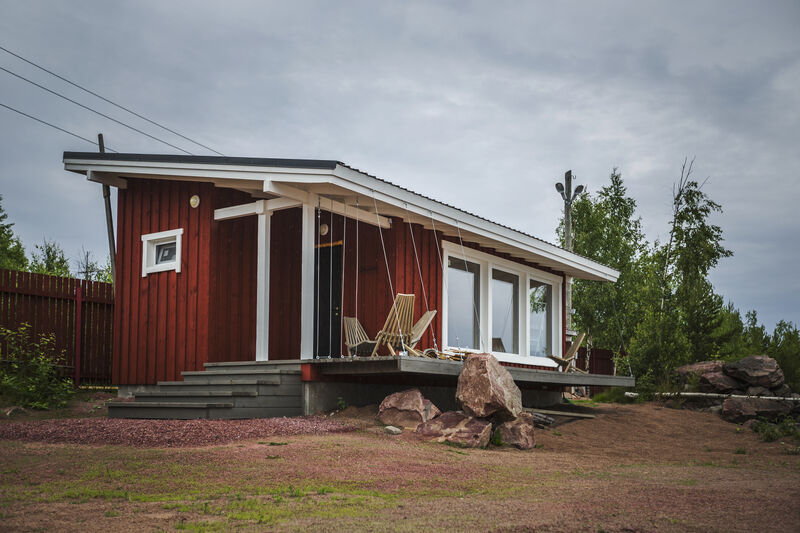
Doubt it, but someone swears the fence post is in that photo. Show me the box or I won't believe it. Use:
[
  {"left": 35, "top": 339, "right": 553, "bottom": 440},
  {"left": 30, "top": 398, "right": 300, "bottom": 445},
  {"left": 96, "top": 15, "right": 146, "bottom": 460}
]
[{"left": 74, "top": 283, "right": 82, "bottom": 387}]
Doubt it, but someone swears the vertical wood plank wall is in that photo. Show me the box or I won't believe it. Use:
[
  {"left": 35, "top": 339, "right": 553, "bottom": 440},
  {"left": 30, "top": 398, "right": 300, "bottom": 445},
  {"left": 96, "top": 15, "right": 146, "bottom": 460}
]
[
  {"left": 209, "top": 189, "right": 258, "bottom": 363},
  {"left": 115, "top": 179, "right": 215, "bottom": 385},
  {"left": 114, "top": 181, "right": 565, "bottom": 385}
]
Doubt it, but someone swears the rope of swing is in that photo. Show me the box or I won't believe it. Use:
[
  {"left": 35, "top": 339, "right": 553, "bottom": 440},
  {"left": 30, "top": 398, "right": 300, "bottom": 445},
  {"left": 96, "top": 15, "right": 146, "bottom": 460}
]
[
  {"left": 372, "top": 192, "right": 407, "bottom": 352},
  {"left": 403, "top": 202, "right": 439, "bottom": 351}
]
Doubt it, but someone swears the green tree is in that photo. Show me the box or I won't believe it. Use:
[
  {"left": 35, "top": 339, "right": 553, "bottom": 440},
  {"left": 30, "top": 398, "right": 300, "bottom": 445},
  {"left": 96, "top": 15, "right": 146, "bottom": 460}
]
[
  {"left": 29, "top": 238, "right": 71, "bottom": 277},
  {"left": 566, "top": 169, "right": 647, "bottom": 356},
  {"left": 767, "top": 320, "right": 800, "bottom": 391},
  {"left": 74, "top": 248, "right": 112, "bottom": 282},
  {"left": 0, "top": 194, "right": 28, "bottom": 270}
]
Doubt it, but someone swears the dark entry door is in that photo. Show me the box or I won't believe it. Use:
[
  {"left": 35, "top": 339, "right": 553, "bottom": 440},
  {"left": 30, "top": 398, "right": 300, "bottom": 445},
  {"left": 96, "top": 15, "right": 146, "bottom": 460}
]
[{"left": 314, "top": 244, "right": 343, "bottom": 357}]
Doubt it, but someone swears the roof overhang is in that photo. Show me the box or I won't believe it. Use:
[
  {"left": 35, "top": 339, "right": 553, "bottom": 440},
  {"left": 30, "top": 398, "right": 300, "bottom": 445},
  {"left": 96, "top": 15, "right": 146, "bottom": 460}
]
[{"left": 63, "top": 152, "right": 620, "bottom": 282}]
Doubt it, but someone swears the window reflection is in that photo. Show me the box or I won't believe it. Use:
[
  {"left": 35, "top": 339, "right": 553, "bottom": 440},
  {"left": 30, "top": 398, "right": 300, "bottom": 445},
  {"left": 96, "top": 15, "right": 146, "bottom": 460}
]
[{"left": 447, "top": 257, "right": 480, "bottom": 349}]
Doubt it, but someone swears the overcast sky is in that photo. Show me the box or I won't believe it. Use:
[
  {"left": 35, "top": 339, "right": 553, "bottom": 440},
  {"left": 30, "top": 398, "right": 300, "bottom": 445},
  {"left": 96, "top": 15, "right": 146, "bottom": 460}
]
[{"left": 1, "top": 1, "right": 798, "bottom": 331}]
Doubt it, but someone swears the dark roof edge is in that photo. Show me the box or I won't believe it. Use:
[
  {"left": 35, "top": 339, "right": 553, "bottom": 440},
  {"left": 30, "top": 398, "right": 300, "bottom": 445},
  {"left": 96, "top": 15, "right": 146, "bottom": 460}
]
[{"left": 62, "top": 152, "right": 340, "bottom": 170}]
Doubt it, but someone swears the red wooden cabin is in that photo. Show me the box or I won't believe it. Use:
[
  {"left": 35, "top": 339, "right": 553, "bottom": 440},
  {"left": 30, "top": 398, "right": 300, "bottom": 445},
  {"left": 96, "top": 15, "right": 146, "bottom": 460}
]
[{"left": 63, "top": 153, "right": 625, "bottom": 413}]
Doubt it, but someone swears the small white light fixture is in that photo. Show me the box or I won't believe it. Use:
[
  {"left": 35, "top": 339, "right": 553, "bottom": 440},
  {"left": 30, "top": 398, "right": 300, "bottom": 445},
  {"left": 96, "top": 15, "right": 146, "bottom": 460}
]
[
  {"left": 189, "top": 195, "right": 200, "bottom": 208},
  {"left": 319, "top": 223, "right": 329, "bottom": 236}
]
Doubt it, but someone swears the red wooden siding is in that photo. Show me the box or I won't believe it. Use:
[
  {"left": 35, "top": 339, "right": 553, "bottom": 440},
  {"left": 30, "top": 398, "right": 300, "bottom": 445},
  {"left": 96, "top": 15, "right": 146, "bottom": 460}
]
[
  {"left": 268, "top": 208, "right": 302, "bottom": 359},
  {"left": 210, "top": 189, "right": 258, "bottom": 362},
  {"left": 114, "top": 179, "right": 215, "bottom": 385},
  {"left": 0, "top": 269, "right": 113, "bottom": 385}
]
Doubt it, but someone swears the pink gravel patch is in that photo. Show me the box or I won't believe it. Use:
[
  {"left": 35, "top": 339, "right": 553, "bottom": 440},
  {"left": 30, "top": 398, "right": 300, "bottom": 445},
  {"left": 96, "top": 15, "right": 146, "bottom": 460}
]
[{"left": 0, "top": 416, "right": 355, "bottom": 447}]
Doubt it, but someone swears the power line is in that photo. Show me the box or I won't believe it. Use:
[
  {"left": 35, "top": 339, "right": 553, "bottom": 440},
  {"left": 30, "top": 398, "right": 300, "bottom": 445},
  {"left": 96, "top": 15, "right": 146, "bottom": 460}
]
[
  {"left": 0, "top": 45, "right": 224, "bottom": 156},
  {"left": 0, "top": 65, "right": 193, "bottom": 154},
  {"left": 0, "top": 102, "right": 118, "bottom": 152}
]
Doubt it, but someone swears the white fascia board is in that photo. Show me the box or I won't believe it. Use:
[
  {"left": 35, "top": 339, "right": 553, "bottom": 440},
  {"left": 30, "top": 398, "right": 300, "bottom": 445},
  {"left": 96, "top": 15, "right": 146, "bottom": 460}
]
[{"left": 326, "top": 165, "right": 619, "bottom": 282}]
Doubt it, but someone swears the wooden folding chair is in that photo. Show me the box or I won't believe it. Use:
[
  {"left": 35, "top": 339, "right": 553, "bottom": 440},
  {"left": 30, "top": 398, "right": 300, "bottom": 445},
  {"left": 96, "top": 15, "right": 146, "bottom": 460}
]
[
  {"left": 547, "top": 332, "right": 588, "bottom": 373},
  {"left": 342, "top": 317, "right": 377, "bottom": 356},
  {"left": 370, "top": 293, "right": 415, "bottom": 356},
  {"left": 405, "top": 310, "right": 437, "bottom": 356}
]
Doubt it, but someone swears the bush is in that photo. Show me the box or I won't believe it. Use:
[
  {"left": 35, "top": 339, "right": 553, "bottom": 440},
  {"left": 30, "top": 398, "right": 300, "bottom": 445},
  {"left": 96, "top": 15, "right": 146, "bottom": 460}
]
[
  {"left": 0, "top": 323, "right": 74, "bottom": 409},
  {"left": 751, "top": 417, "right": 800, "bottom": 443},
  {"left": 592, "top": 387, "right": 633, "bottom": 403}
]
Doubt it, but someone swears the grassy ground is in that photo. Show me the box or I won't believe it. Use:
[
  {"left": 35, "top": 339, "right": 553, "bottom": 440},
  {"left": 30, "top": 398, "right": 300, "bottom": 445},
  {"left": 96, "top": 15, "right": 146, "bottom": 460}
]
[{"left": 1, "top": 402, "right": 799, "bottom": 532}]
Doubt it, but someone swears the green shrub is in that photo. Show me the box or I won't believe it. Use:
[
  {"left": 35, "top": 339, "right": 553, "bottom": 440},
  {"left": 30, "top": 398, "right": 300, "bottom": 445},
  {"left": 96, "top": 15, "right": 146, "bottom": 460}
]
[
  {"left": 591, "top": 387, "right": 633, "bottom": 403},
  {"left": 490, "top": 429, "right": 503, "bottom": 446},
  {"left": 0, "top": 323, "right": 74, "bottom": 409},
  {"left": 751, "top": 417, "right": 800, "bottom": 443}
]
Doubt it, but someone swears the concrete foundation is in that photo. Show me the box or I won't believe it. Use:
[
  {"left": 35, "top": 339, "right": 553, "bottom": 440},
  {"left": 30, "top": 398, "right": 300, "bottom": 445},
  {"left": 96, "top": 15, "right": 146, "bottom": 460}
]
[{"left": 302, "top": 381, "right": 562, "bottom": 415}]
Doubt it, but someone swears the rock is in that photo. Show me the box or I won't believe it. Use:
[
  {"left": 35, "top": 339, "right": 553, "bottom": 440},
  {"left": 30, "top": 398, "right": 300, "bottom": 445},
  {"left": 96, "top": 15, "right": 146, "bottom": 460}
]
[
  {"left": 721, "top": 397, "right": 792, "bottom": 423},
  {"left": 496, "top": 412, "right": 537, "bottom": 450},
  {"left": 742, "top": 419, "right": 758, "bottom": 431},
  {"left": 384, "top": 425, "right": 402, "bottom": 435},
  {"left": 699, "top": 371, "right": 741, "bottom": 393},
  {"left": 770, "top": 384, "right": 792, "bottom": 398},
  {"left": 416, "top": 411, "right": 493, "bottom": 448},
  {"left": 675, "top": 361, "right": 723, "bottom": 383},
  {"left": 377, "top": 389, "right": 441, "bottom": 430},
  {"left": 708, "top": 405, "right": 722, "bottom": 415},
  {"left": 723, "top": 355, "right": 784, "bottom": 389},
  {"left": 745, "top": 386, "right": 772, "bottom": 397},
  {"left": 2, "top": 406, "right": 27, "bottom": 418},
  {"left": 455, "top": 353, "right": 521, "bottom": 421}
]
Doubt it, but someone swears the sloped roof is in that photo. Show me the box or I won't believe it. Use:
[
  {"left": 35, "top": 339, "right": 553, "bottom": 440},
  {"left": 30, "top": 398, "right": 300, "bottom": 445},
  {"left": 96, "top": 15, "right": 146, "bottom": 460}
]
[{"left": 63, "top": 151, "right": 619, "bottom": 282}]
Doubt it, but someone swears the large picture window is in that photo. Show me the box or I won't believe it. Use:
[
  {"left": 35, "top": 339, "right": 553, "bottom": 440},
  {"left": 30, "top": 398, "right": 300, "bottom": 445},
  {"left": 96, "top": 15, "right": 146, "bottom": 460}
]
[
  {"left": 442, "top": 241, "right": 561, "bottom": 364},
  {"left": 529, "top": 279, "right": 552, "bottom": 357},
  {"left": 492, "top": 269, "right": 519, "bottom": 353},
  {"left": 447, "top": 257, "right": 480, "bottom": 349}
]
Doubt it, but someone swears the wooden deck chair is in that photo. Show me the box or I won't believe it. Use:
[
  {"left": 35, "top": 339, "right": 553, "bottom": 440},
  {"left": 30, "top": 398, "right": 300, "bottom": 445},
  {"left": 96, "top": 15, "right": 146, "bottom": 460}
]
[
  {"left": 342, "top": 317, "right": 377, "bottom": 356},
  {"left": 370, "top": 293, "right": 415, "bottom": 356},
  {"left": 547, "top": 332, "right": 588, "bottom": 373},
  {"left": 405, "top": 310, "right": 437, "bottom": 356}
]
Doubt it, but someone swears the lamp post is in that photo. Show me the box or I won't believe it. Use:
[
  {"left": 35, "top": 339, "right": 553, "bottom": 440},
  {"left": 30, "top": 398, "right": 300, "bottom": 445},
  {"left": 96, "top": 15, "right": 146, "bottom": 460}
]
[{"left": 555, "top": 170, "right": 584, "bottom": 333}]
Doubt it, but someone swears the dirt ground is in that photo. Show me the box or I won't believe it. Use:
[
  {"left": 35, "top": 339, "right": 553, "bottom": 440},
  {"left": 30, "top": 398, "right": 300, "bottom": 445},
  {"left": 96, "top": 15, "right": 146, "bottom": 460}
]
[{"left": 1, "top": 399, "right": 799, "bottom": 532}]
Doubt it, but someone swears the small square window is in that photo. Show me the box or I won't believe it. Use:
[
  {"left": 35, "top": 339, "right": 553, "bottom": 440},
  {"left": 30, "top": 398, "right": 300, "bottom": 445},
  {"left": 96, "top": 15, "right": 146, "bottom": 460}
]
[
  {"left": 155, "top": 242, "right": 177, "bottom": 264},
  {"left": 141, "top": 228, "right": 183, "bottom": 277}
]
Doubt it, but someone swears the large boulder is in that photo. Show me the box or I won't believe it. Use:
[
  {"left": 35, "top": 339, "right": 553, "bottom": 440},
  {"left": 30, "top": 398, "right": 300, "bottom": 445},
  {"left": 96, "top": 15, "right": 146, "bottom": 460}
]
[
  {"left": 377, "top": 389, "right": 441, "bottom": 430},
  {"left": 723, "top": 355, "right": 784, "bottom": 389},
  {"left": 675, "top": 361, "right": 723, "bottom": 383},
  {"left": 456, "top": 353, "right": 522, "bottom": 421},
  {"left": 721, "top": 397, "right": 792, "bottom": 423},
  {"left": 770, "top": 384, "right": 793, "bottom": 398},
  {"left": 495, "top": 412, "right": 537, "bottom": 450},
  {"left": 699, "top": 371, "right": 741, "bottom": 393},
  {"left": 416, "top": 411, "right": 493, "bottom": 448},
  {"left": 745, "top": 386, "right": 772, "bottom": 397}
]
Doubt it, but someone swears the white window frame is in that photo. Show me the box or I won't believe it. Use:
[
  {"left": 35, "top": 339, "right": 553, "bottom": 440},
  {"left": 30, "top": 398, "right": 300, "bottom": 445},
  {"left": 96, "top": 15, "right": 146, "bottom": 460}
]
[
  {"left": 141, "top": 228, "right": 184, "bottom": 277},
  {"left": 442, "top": 241, "right": 561, "bottom": 367}
]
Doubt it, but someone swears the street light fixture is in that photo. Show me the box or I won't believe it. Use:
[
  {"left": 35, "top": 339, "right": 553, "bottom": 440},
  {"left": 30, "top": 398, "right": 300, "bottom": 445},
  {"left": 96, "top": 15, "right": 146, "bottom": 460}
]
[
  {"left": 555, "top": 170, "right": 583, "bottom": 252},
  {"left": 555, "top": 170, "right": 583, "bottom": 335}
]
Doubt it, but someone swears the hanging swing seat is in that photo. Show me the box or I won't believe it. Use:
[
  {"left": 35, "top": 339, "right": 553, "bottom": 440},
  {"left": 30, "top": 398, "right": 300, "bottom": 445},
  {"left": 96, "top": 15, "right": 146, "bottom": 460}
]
[
  {"left": 371, "top": 293, "right": 416, "bottom": 356},
  {"left": 342, "top": 316, "right": 378, "bottom": 357},
  {"left": 548, "top": 332, "right": 588, "bottom": 373}
]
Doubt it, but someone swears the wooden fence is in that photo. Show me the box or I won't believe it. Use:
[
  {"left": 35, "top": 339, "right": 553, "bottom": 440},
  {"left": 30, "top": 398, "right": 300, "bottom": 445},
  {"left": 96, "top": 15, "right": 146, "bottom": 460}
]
[{"left": 0, "top": 269, "right": 113, "bottom": 385}]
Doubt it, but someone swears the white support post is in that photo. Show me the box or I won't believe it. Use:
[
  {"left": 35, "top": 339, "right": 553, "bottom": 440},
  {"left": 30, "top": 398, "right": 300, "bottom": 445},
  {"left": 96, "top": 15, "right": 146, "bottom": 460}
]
[
  {"left": 299, "top": 201, "right": 316, "bottom": 359},
  {"left": 255, "top": 212, "right": 271, "bottom": 361}
]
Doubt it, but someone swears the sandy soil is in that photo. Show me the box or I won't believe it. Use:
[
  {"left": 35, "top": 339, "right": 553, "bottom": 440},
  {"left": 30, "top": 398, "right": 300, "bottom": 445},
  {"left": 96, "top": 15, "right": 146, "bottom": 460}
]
[{"left": 1, "top": 402, "right": 798, "bottom": 532}]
